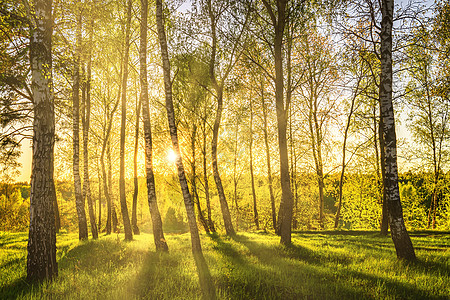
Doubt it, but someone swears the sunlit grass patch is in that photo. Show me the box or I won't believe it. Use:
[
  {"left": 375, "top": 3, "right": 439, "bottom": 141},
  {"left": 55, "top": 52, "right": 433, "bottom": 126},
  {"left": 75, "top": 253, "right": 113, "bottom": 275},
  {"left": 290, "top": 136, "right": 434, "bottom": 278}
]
[{"left": 0, "top": 230, "right": 448, "bottom": 299}]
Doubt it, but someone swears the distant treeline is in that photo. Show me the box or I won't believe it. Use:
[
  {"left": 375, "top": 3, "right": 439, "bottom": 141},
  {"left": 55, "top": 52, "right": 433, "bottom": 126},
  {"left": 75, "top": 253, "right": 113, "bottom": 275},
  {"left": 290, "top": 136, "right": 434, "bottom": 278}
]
[{"left": 2, "top": 171, "right": 448, "bottom": 233}]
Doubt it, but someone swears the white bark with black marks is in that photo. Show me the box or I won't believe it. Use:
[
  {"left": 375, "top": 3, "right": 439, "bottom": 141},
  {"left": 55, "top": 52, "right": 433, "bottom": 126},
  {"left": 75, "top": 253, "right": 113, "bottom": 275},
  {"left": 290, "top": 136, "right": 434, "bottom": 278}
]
[
  {"left": 380, "top": 0, "right": 415, "bottom": 260},
  {"left": 141, "top": 0, "right": 168, "bottom": 251},
  {"left": 156, "top": 0, "right": 216, "bottom": 297},
  {"left": 27, "top": 0, "right": 58, "bottom": 282}
]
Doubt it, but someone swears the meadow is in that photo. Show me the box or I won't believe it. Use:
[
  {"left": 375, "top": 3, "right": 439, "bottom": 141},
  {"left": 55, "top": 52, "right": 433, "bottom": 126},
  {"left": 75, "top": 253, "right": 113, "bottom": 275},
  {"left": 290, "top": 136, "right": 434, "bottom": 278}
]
[{"left": 1, "top": 230, "right": 449, "bottom": 299}]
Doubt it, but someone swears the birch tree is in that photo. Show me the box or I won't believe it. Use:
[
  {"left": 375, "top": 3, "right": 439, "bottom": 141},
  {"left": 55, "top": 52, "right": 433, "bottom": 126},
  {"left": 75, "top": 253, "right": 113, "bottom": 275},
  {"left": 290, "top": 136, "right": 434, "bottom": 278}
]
[
  {"left": 156, "top": 0, "right": 216, "bottom": 297},
  {"left": 26, "top": 0, "right": 58, "bottom": 281},
  {"left": 119, "top": 0, "right": 133, "bottom": 241},
  {"left": 72, "top": 9, "right": 88, "bottom": 240},
  {"left": 141, "top": 0, "right": 167, "bottom": 251},
  {"left": 379, "top": 0, "right": 415, "bottom": 260}
]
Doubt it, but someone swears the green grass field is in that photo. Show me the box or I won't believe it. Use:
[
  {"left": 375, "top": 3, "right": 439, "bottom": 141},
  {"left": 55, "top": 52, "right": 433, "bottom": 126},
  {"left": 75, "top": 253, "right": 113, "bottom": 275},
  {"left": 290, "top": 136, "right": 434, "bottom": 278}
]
[{"left": 0, "top": 230, "right": 449, "bottom": 299}]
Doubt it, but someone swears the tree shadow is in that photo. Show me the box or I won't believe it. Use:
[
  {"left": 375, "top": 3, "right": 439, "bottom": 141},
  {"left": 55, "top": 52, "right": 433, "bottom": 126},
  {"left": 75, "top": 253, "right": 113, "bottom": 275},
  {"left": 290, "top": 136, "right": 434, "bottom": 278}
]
[
  {"left": 0, "top": 277, "right": 36, "bottom": 300},
  {"left": 229, "top": 233, "right": 447, "bottom": 300},
  {"left": 134, "top": 245, "right": 216, "bottom": 299},
  {"left": 209, "top": 234, "right": 371, "bottom": 299},
  {"left": 193, "top": 250, "right": 217, "bottom": 300}
]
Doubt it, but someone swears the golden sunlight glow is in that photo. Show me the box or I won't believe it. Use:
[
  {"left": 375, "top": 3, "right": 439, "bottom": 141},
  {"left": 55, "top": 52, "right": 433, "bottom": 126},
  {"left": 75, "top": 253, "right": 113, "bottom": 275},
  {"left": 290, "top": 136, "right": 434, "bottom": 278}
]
[{"left": 167, "top": 149, "right": 177, "bottom": 163}]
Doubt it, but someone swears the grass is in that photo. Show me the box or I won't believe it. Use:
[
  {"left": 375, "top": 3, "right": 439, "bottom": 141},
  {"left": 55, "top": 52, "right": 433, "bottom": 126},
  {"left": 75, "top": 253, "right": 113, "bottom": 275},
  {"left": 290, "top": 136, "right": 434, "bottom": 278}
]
[{"left": 0, "top": 230, "right": 449, "bottom": 299}]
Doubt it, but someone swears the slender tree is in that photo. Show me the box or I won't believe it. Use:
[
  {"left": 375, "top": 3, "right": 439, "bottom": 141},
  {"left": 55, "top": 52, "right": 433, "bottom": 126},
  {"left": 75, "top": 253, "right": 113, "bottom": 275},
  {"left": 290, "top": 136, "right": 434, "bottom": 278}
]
[
  {"left": 100, "top": 90, "right": 119, "bottom": 235},
  {"left": 190, "top": 125, "right": 210, "bottom": 232},
  {"left": 119, "top": 0, "right": 133, "bottom": 241},
  {"left": 249, "top": 95, "right": 259, "bottom": 230},
  {"left": 156, "top": 0, "right": 201, "bottom": 254},
  {"left": 335, "top": 70, "right": 362, "bottom": 229},
  {"left": 132, "top": 93, "right": 141, "bottom": 235},
  {"left": 82, "top": 18, "right": 98, "bottom": 239},
  {"left": 141, "top": 0, "right": 168, "bottom": 251},
  {"left": 26, "top": 0, "right": 58, "bottom": 281},
  {"left": 379, "top": 0, "right": 415, "bottom": 260},
  {"left": 206, "top": 0, "right": 245, "bottom": 236},
  {"left": 200, "top": 114, "right": 215, "bottom": 232},
  {"left": 232, "top": 120, "right": 241, "bottom": 231},
  {"left": 97, "top": 158, "right": 102, "bottom": 230},
  {"left": 156, "top": 0, "right": 216, "bottom": 297},
  {"left": 72, "top": 10, "right": 88, "bottom": 240},
  {"left": 262, "top": 0, "right": 293, "bottom": 245},
  {"left": 261, "top": 78, "right": 277, "bottom": 230}
]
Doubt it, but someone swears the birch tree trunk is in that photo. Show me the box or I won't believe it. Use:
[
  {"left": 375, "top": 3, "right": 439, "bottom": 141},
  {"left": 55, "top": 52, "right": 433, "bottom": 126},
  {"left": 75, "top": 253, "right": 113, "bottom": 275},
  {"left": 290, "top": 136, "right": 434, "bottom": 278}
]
[
  {"left": 119, "top": 0, "right": 133, "bottom": 241},
  {"left": 156, "top": 2, "right": 216, "bottom": 296},
  {"left": 73, "top": 11, "right": 88, "bottom": 241},
  {"left": 141, "top": 0, "right": 168, "bottom": 251},
  {"left": 82, "top": 19, "right": 98, "bottom": 239},
  {"left": 27, "top": 0, "right": 58, "bottom": 281},
  {"left": 156, "top": 0, "right": 201, "bottom": 254},
  {"left": 379, "top": 113, "right": 389, "bottom": 235},
  {"left": 380, "top": 0, "right": 415, "bottom": 260}
]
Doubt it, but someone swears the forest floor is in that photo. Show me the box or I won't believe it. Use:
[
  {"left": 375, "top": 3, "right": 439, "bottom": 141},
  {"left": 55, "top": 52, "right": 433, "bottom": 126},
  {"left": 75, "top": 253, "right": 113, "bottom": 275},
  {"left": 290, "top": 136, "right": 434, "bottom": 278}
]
[{"left": 0, "top": 230, "right": 449, "bottom": 299}]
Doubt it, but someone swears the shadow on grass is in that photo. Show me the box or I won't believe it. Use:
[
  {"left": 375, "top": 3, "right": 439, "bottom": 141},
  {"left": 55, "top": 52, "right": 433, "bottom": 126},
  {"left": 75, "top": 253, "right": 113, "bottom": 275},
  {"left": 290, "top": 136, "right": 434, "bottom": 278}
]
[
  {"left": 1, "top": 236, "right": 141, "bottom": 299},
  {"left": 0, "top": 277, "right": 36, "bottom": 300},
  {"left": 229, "top": 233, "right": 448, "bottom": 300},
  {"left": 293, "top": 230, "right": 382, "bottom": 236},
  {"left": 133, "top": 246, "right": 216, "bottom": 299},
  {"left": 57, "top": 237, "right": 136, "bottom": 272},
  {"left": 193, "top": 250, "right": 217, "bottom": 300},
  {"left": 210, "top": 234, "right": 371, "bottom": 299}
]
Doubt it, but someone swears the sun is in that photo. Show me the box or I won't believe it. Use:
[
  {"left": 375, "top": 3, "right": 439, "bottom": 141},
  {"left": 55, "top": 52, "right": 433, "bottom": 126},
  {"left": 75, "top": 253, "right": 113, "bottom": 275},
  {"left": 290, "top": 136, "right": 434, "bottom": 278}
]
[{"left": 167, "top": 149, "right": 177, "bottom": 163}]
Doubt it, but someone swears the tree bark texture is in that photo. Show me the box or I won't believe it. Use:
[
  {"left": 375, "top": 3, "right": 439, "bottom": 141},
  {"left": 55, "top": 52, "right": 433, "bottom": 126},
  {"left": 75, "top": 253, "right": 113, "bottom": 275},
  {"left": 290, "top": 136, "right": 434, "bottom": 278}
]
[
  {"left": 379, "top": 113, "right": 389, "bottom": 235},
  {"left": 380, "top": 0, "right": 415, "bottom": 260},
  {"left": 53, "top": 184, "right": 60, "bottom": 233},
  {"left": 142, "top": 0, "right": 168, "bottom": 251},
  {"left": 72, "top": 12, "right": 88, "bottom": 241},
  {"left": 27, "top": 0, "right": 58, "bottom": 281},
  {"left": 119, "top": 0, "right": 133, "bottom": 241}
]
